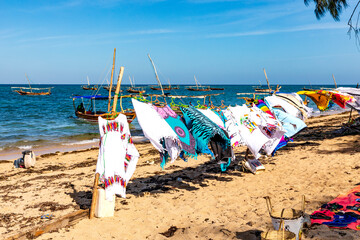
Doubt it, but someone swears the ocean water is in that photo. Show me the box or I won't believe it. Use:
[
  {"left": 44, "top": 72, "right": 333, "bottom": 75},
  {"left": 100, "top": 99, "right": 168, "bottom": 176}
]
[{"left": 0, "top": 84, "right": 351, "bottom": 154}]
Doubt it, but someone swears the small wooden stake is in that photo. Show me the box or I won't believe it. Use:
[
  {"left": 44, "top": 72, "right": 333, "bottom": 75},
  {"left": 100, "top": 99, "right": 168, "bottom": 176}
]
[
  {"left": 89, "top": 173, "right": 100, "bottom": 219},
  {"left": 332, "top": 74, "right": 337, "bottom": 88},
  {"left": 348, "top": 83, "right": 359, "bottom": 122}
]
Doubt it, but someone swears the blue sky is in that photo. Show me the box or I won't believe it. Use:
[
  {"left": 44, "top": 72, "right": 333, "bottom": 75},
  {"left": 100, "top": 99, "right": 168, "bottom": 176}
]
[{"left": 0, "top": 0, "right": 359, "bottom": 85}]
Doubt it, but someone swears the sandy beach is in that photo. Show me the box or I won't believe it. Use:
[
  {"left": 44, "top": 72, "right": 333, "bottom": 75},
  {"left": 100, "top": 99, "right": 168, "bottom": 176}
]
[{"left": 1, "top": 111, "right": 360, "bottom": 240}]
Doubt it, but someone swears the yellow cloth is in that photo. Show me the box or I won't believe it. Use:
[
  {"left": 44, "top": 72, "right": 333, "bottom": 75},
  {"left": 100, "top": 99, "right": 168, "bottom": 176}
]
[{"left": 297, "top": 90, "right": 331, "bottom": 111}]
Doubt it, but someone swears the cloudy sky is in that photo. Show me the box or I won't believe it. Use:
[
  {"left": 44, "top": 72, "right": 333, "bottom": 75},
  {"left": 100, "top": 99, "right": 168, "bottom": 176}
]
[{"left": 0, "top": 0, "right": 359, "bottom": 85}]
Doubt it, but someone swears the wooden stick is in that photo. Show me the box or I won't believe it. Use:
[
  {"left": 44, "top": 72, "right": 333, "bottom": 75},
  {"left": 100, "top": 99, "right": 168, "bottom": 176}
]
[
  {"left": 263, "top": 68, "right": 271, "bottom": 90},
  {"left": 89, "top": 173, "right": 100, "bottom": 219},
  {"left": 332, "top": 74, "right": 337, "bottom": 88},
  {"left": 108, "top": 48, "right": 116, "bottom": 112},
  {"left": 5, "top": 209, "right": 89, "bottom": 240},
  {"left": 112, "top": 67, "right": 125, "bottom": 113}
]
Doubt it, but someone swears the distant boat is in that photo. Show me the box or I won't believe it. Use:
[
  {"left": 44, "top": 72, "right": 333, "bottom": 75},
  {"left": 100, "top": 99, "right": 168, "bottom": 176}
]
[
  {"left": 11, "top": 74, "right": 53, "bottom": 96},
  {"left": 81, "top": 76, "right": 98, "bottom": 90},
  {"left": 210, "top": 87, "right": 224, "bottom": 90},
  {"left": 126, "top": 76, "right": 146, "bottom": 94},
  {"left": 147, "top": 54, "right": 179, "bottom": 92},
  {"left": 253, "top": 69, "right": 281, "bottom": 94},
  {"left": 186, "top": 76, "right": 211, "bottom": 91},
  {"left": 103, "top": 85, "right": 122, "bottom": 92}
]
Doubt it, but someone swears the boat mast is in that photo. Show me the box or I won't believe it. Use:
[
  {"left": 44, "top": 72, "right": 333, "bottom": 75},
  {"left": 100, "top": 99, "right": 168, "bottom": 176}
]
[
  {"left": 129, "top": 76, "right": 133, "bottom": 87},
  {"left": 194, "top": 75, "right": 199, "bottom": 89},
  {"left": 147, "top": 54, "right": 165, "bottom": 96},
  {"left": 263, "top": 68, "right": 271, "bottom": 90},
  {"left": 25, "top": 73, "right": 32, "bottom": 92},
  {"left": 332, "top": 74, "right": 337, "bottom": 88},
  {"left": 87, "top": 76, "right": 90, "bottom": 86},
  {"left": 108, "top": 48, "right": 116, "bottom": 112}
]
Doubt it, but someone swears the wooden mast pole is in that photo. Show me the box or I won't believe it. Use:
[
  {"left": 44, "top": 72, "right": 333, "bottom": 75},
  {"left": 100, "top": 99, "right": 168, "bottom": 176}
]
[
  {"left": 263, "top": 68, "right": 271, "bottom": 91},
  {"left": 112, "top": 67, "right": 124, "bottom": 113},
  {"left": 332, "top": 74, "right": 337, "bottom": 88},
  {"left": 148, "top": 54, "right": 166, "bottom": 103},
  {"left": 25, "top": 73, "right": 32, "bottom": 92},
  {"left": 108, "top": 48, "right": 116, "bottom": 112}
]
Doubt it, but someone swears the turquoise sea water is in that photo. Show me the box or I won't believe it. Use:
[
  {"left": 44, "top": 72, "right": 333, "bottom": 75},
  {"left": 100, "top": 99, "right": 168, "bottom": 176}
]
[{"left": 0, "top": 84, "right": 352, "bottom": 153}]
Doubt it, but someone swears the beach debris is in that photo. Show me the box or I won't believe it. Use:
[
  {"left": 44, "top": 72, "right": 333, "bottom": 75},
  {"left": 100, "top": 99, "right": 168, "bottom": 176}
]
[
  {"left": 243, "top": 159, "right": 265, "bottom": 174},
  {"left": 23, "top": 150, "right": 36, "bottom": 168},
  {"left": 41, "top": 214, "right": 54, "bottom": 220},
  {"left": 13, "top": 158, "right": 24, "bottom": 168},
  {"left": 160, "top": 226, "right": 179, "bottom": 238}
]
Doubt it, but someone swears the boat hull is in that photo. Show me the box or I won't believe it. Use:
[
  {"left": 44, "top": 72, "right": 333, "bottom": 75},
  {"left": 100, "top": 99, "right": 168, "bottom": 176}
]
[
  {"left": 75, "top": 111, "right": 136, "bottom": 123},
  {"left": 15, "top": 90, "right": 51, "bottom": 96}
]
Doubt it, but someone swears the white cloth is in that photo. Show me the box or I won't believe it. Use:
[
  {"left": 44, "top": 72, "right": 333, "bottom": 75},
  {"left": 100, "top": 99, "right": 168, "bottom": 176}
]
[
  {"left": 228, "top": 105, "right": 269, "bottom": 158},
  {"left": 222, "top": 109, "right": 245, "bottom": 148},
  {"left": 249, "top": 106, "right": 285, "bottom": 155},
  {"left": 132, "top": 99, "right": 181, "bottom": 163},
  {"left": 265, "top": 95, "right": 304, "bottom": 120},
  {"left": 197, "top": 108, "right": 225, "bottom": 129},
  {"left": 96, "top": 114, "right": 139, "bottom": 200}
]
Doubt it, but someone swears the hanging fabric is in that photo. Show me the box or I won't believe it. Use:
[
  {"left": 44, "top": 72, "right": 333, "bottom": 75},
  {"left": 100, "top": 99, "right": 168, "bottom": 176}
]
[
  {"left": 132, "top": 99, "right": 181, "bottom": 168},
  {"left": 271, "top": 108, "right": 307, "bottom": 138},
  {"left": 153, "top": 105, "right": 197, "bottom": 159},
  {"left": 265, "top": 95, "right": 305, "bottom": 120},
  {"left": 96, "top": 114, "right": 139, "bottom": 200},
  {"left": 180, "top": 106, "right": 231, "bottom": 156},
  {"left": 197, "top": 108, "right": 225, "bottom": 129}
]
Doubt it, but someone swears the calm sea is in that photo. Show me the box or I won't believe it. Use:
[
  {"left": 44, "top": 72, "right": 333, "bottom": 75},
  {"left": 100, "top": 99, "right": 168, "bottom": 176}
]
[{"left": 0, "top": 84, "right": 352, "bottom": 157}]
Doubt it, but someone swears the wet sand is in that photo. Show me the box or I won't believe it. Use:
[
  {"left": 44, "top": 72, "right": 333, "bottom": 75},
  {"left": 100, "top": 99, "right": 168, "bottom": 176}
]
[{"left": 1, "top": 111, "right": 360, "bottom": 240}]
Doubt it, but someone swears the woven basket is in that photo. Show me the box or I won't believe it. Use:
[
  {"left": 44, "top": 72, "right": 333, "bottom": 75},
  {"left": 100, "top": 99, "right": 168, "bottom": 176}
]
[
  {"left": 261, "top": 229, "right": 296, "bottom": 240},
  {"left": 265, "top": 196, "right": 305, "bottom": 240}
]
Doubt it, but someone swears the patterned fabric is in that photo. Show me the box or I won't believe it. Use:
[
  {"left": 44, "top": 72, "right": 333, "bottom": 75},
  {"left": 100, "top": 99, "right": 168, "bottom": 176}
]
[
  {"left": 271, "top": 136, "right": 293, "bottom": 156},
  {"left": 180, "top": 106, "right": 231, "bottom": 155},
  {"left": 153, "top": 105, "right": 197, "bottom": 159},
  {"left": 96, "top": 114, "right": 139, "bottom": 200}
]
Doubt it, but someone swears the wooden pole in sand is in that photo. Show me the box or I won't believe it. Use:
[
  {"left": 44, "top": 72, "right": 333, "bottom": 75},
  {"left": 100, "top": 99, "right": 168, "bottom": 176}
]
[
  {"left": 108, "top": 48, "right": 116, "bottom": 112},
  {"left": 332, "top": 74, "right": 337, "bottom": 88},
  {"left": 112, "top": 67, "right": 125, "bottom": 113},
  {"left": 89, "top": 173, "right": 100, "bottom": 219},
  {"left": 263, "top": 68, "right": 271, "bottom": 91}
]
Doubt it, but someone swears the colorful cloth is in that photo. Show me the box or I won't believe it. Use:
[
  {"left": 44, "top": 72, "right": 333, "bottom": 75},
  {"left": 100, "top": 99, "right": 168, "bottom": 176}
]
[
  {"left": 132, "top": 99, "right": 181, "bottom": 168},
  {"left": 228, "top": 105, "right": 269, "bottom": 158},
  {"left": 222, "top": 108, "right": 245, "bottom": 148},
  {"left": 253, "top": 99, "right": 273, "bottom": 116},
  {"left": 180, "top": 106, "right": 230, "bottom": 155},
  {"left": 275, "top": 93, "right": 311, "bottom": 120},
  {"left": 335, "top": 87, "right": 360, "bottom": 113},
  {"left": 311, "top": 185, "right": 360, "bottom": 230},
  {"left": 153, "top": 105, "right": 196, "bottom": 159},
  {"left": 96, "top": 114, "right": 139, "bottom": 200}
]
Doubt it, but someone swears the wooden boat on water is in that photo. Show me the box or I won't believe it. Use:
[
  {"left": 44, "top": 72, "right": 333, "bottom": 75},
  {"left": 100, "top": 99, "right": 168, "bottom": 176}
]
[
  {"left": 12, "top": 74, "right": 53, "bottom": 95},
  {"left": 186, "top": 76, "right": 211, "bottom": 91},
  {"left": 253, "top": 68, "right": 281, "bottom": 94},
  {"left": 210, "top": 87, "right": 224, "bottom": 90},
  {"left": 73, "top": 49, "right": 136, "bottom": 123},
  {"left": 126, "top": 76, "right": 146, "bottom": 94},
  {"left": 81, "top": 77, "right": 98, "bottom": 90}
]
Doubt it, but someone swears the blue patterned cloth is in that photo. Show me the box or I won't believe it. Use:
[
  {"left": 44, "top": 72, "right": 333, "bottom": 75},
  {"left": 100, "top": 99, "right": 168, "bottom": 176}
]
[{"left": 180, "top": 106, "right": 230, "bottom": 155}]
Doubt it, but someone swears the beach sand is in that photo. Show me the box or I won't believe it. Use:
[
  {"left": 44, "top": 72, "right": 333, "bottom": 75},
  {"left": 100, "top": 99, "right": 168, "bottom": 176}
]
[{"left": 1, "top": 111, "right": 360, "bottom": 240}]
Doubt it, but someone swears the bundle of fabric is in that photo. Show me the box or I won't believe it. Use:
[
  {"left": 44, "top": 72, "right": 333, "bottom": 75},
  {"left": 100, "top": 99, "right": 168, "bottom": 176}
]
[
  {"left": 335, "top": 87, "right": 360, "bottom": 112},
  {"left": 253, "top": 99, "right": 273, "bottom": 116},
  {"left": 96, "top": 114, "right": 139, "bottom": 200},
  {"left": 180, "top": 106, "right": 231, "bottom": 161},
  {"left": 311, "top": 185, "right": 360, "bottom": 230},
  {"left": 132, "top": 99, "right": 182, "bottom": 168},
  {"left": 264, "top": 95, "right": 305, "bottom": 120}
]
